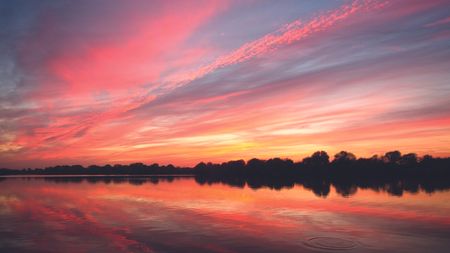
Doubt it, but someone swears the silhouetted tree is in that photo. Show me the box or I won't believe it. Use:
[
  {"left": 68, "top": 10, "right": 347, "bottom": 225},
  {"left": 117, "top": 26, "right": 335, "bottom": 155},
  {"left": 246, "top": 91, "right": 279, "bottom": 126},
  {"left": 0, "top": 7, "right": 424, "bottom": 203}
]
[
  {"left": 399, "top": 153, "right": 418, "bottom": 166},
  {"left": 332, "top": 151, "right": 356, "bottom": 163},
  {"left": 384, "top": 151, "right": 402, "bottom": 164},
  {"left": 421, "top": 154, "right": 433, "bottom": 162},
  {"left": 303, "top": 151, "right": 329, "bottom": 167}
]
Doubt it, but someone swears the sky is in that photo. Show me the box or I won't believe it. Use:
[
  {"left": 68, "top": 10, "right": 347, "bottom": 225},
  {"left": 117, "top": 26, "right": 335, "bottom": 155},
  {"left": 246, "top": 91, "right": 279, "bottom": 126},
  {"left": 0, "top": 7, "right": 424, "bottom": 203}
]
[{"left": 1, "top": 0, "right": 450, "bottom": 169}]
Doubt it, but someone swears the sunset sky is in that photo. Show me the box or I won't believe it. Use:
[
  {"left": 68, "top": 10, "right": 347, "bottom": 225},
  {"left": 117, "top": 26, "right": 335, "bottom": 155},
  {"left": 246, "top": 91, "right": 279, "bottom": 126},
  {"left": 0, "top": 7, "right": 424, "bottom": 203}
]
[{"left": 1, "top": 0, "right": 450, "bottom": 169}]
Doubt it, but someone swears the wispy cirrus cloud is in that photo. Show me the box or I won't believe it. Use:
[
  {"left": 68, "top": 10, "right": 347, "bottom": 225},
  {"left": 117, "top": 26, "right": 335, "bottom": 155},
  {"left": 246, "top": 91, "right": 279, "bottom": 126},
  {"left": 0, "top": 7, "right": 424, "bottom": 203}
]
[{"left": 163, "top": 0, "right": 388, "bottom": 88}]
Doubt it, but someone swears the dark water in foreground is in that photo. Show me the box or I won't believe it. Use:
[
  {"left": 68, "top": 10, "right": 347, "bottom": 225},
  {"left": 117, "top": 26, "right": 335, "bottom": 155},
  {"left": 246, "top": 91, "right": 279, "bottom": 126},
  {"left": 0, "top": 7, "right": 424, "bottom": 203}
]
[{"left": 0, "top": 176, "right": 449, "bottom": 253}]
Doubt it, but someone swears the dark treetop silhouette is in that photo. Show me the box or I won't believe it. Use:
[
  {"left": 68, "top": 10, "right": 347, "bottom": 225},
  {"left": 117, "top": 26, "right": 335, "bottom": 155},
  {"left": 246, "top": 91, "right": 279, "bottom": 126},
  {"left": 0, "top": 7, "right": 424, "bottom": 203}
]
[{"left": 1, "top": 150, "right": 449, "bottom": 197}]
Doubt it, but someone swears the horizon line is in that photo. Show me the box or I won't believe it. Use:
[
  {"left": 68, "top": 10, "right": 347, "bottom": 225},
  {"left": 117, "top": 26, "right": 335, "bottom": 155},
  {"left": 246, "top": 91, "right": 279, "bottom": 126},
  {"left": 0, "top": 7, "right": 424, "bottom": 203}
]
[{"left": 2, "top": 149, "right": 448, "bottom": 171}]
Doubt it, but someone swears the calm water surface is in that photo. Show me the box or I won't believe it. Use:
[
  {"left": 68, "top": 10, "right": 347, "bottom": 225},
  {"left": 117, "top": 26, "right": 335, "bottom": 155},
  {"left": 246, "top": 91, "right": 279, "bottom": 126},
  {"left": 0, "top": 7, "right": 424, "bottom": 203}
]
[{"left": 0, "top": 176, "right": 449, "bottom": 253}]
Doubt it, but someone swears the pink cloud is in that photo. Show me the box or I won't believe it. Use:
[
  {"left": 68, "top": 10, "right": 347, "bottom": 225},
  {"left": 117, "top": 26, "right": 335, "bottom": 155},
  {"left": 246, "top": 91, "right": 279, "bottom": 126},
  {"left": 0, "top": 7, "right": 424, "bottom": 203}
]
[
  {"left": 166, "top": 0, "right": 389, "bottom": 87},
  {"left": 21, "top": 1, "right": 228, "bottom": 98},
  {"left": 2, "top": 0, "right": 450, "bottom": 168}
]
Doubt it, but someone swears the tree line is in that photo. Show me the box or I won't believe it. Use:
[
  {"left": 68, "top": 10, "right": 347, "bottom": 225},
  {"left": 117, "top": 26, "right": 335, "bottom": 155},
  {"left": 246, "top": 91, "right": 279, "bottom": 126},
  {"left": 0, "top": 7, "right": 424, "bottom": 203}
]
[
  {"left": 1, "top": 150, "right": 449, "bottom": 196},
  {"left": 0, "top": 150, "right": 448, "bottom": 177}
]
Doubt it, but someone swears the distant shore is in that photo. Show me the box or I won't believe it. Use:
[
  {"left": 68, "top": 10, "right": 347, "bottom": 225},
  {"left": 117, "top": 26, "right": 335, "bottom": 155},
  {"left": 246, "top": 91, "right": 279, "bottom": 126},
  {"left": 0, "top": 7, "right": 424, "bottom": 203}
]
[
  {"left": 2, "top": 150, "right": 449, "bottom": 196},
  {"left": 1, "top": 150, "right": 449, "bottom": 176}
]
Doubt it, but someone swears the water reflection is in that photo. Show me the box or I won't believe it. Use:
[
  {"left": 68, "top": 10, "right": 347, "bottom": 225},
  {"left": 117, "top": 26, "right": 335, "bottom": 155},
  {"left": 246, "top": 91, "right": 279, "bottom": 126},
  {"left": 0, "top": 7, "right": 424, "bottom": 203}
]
[
  {"left": 1, "top": 176, "right": 449, "bottom": 253},
  {"left": 4, "top": 174, "right": 449, "bottom": 197}
]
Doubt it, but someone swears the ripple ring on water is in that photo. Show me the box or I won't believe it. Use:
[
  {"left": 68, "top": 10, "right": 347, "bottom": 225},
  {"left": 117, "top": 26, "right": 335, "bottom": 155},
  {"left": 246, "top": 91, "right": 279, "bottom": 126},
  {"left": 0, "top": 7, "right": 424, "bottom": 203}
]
[{"left": 303, "top": 236, "right": 358, "bottom": 251}]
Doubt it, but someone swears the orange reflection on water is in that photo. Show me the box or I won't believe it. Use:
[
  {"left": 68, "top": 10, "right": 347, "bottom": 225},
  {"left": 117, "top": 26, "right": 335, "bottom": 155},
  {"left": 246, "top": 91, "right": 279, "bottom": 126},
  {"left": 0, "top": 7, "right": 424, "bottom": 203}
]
[{"left": 1, "top": 177, "right": 449, "bottom": 253}]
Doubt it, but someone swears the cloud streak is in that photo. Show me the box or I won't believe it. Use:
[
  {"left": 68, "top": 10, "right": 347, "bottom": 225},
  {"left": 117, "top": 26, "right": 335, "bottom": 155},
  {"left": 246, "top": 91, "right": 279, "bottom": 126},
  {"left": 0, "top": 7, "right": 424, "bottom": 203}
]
[{"left": 164, "top": 0, "right": 388, "bottom": 88}]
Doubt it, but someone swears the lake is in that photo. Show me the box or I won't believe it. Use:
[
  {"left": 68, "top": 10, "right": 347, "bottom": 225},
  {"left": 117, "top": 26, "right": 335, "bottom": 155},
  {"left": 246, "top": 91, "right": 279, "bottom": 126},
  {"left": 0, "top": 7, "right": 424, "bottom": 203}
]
[{"left": 0, "top": 176, "right": 449, "bottom": 253}]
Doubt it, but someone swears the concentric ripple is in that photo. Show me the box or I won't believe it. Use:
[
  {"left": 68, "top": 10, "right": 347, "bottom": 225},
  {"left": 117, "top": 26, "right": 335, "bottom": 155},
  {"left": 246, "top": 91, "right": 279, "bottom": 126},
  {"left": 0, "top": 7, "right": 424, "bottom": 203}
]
[{"left": 304, "top": 236, "right": 358, "bottom": 251}]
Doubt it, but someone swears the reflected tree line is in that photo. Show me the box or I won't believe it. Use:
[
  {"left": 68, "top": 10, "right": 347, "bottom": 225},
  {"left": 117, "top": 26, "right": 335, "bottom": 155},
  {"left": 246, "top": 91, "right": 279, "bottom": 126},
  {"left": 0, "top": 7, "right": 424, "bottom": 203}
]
[
  {"left": 1, "top": 150, "right": 450, "bottom": 197},
  {"left": 2, "top": 175, "right": 183, "bottom": 186}
]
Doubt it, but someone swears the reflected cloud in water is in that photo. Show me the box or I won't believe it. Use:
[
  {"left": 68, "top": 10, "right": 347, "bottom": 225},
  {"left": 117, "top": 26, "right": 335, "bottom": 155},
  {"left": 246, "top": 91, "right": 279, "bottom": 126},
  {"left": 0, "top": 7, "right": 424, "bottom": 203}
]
[
  {"left": 5, "top": 174, "right": 449, "bottom": 198},
  {"left": 0, "top": 176, "right": 449, "bottom": 253}
]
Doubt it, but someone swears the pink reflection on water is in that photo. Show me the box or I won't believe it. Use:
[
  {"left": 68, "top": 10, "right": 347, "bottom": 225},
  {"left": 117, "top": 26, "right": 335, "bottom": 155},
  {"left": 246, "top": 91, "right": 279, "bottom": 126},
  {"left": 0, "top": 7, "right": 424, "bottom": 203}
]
[{"left": 0, "top": 177, "right": 449, "bottom": 253}]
